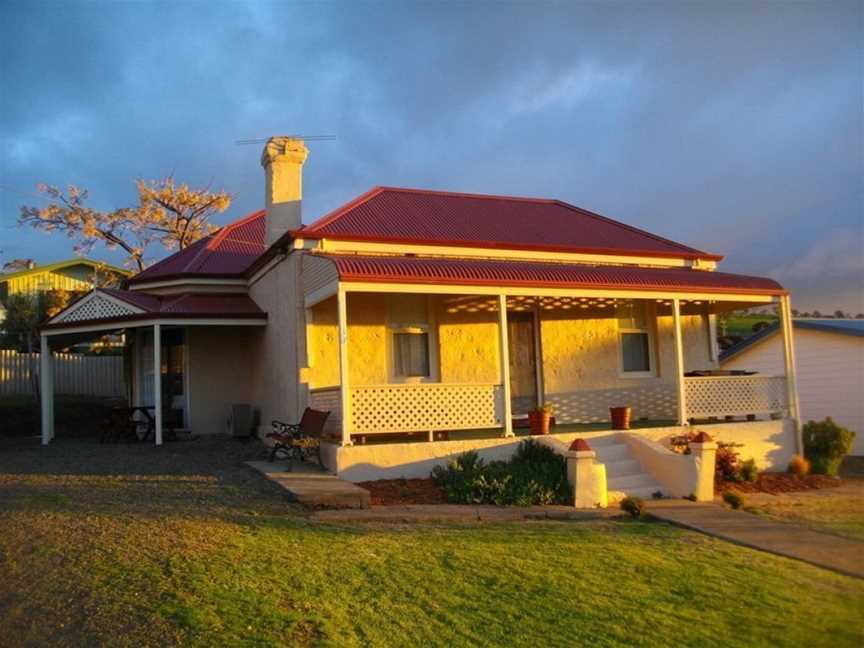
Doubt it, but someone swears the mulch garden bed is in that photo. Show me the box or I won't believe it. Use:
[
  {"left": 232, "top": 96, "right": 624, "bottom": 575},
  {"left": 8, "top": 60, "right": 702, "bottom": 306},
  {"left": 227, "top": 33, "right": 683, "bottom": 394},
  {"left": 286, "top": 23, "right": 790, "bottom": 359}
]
[
  {"left": 358, "top": 478, "right": 449, "bottom": 506},
  {"left": 718, "top": 473, "right": 842, "bottom": 495}
]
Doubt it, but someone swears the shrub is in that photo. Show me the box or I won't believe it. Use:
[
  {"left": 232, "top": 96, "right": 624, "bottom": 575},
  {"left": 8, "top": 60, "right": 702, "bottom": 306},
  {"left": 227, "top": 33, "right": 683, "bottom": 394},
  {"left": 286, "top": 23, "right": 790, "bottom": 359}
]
[
  {"left": 722, "top": 491, "right": 744, "bottom": 509},
  {"left": 431, "top": 440, "right": 570, "bottom": 506},
  {"left": 620, "top": 496, "right": 645, "bottom": 518},
  {"left": 803, "top": 418, "right": 855, "bottom": 477},
  {"left": 739, "top": 458, "right": 759, "bottom": 483},
  {"left": 788, "top": 454, "right": 811, "bottom": 477},
  {"left": 715, "top": 441, "right": 744, "bottom": 481}
]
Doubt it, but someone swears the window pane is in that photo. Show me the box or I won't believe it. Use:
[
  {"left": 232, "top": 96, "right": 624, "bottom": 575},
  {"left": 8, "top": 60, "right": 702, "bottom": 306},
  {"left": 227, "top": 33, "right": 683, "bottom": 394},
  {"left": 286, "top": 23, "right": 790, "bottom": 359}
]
[
  {"left": 394, "top": 332, "right": 430, "bottom": 377},
  {"left": 621, "top": 332, "right": 650, "bottom": 372},
  {"left": 617, "top": 300, "right": 647, "bottom": 329}
]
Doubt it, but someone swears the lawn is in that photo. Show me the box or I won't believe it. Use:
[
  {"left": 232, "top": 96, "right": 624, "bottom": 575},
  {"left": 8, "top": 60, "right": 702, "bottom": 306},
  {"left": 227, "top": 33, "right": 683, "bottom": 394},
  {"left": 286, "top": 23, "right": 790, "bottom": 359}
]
[{"left": 1, "top": 437, "right": 862, "bottom": 647}]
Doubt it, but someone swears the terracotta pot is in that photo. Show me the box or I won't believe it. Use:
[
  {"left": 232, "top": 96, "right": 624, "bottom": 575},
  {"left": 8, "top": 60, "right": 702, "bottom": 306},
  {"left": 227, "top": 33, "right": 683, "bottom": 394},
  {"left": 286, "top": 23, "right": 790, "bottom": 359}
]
[
  {"left": 528, "top": 411, "right": 551, "bottom": 435},
  {"left": 610, "top": 406, "right": 632, "bottom": 430}
]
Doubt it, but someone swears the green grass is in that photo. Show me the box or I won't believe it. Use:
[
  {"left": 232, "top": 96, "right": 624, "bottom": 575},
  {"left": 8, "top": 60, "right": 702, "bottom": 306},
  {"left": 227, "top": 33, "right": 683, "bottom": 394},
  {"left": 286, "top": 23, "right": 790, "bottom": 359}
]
[
  {"left": 1, "top": 437, "right": 863, "bottom": 647},
  {"left": 720, "top": 314, "right": 777, "bottom": 339}
]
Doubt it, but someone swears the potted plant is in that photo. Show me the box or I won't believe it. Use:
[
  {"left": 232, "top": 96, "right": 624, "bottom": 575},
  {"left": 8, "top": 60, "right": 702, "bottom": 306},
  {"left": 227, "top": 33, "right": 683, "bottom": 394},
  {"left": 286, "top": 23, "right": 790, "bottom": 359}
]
[
  {"left": 609, "top": 406, "right": 632, "bottom": 430},
  {"left": 528, "top": 403, "right": 553, "bottom": 435}
]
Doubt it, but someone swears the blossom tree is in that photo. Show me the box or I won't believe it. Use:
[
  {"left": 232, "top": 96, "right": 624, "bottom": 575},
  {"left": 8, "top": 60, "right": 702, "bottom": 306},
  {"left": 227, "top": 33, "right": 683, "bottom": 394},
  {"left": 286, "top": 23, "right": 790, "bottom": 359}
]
[{"left": 19, "top": 179, "right": 233, "bottom": 271}]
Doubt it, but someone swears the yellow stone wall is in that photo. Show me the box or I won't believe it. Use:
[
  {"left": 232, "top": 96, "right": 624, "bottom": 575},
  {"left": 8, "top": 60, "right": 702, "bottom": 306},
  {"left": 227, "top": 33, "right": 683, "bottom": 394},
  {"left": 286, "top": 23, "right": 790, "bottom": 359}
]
[{"left": 305, "top": 293, "right": 716, "bottom": 393}]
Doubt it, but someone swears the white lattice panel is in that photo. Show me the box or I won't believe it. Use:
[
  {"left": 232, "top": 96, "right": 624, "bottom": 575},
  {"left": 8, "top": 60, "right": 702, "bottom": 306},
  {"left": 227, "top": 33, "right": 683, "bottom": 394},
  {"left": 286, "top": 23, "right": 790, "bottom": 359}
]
[
  {"left": 309, "top": 387, "right": 342, "bottom": 437},
  {"left": 53, "top": 294, "right": 141, "bottom": 323},
  {"left": 685, "top": 375, "right": 788, "bottom": 418},
  {"left": 547, "top": 384, "right": 678, "bottom": 424},
  {"left": 349, "top": 383, "right": 504, "bottom": 433}
]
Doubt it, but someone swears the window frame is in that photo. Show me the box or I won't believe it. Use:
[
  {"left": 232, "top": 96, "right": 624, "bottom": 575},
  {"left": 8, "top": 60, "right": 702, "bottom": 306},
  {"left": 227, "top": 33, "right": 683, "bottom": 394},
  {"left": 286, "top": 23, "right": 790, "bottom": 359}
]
[
  {"left": 616, "top": 301, "right": 656, "bottom": 379},
  {"left": 386, "top": 296, "right": 439, "bottom": 384}
]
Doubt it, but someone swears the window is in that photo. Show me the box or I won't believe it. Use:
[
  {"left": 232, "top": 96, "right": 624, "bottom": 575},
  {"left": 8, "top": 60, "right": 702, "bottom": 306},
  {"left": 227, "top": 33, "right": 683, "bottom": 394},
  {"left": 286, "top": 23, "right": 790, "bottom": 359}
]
[
  {"left": 393, "top": 331, "right": 430, "bottom": 378},
  {"left": 617, "top": 301, "right": 653, "bottom": 375},
  {"left": 388, "top": 295, "right": 437, "bottom": 381}
]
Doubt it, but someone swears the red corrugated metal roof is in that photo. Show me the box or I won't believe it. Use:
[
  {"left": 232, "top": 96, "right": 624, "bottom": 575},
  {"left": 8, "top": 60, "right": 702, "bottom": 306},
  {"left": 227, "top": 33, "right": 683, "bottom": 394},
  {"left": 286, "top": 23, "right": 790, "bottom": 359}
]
[
  {"left": 100, "top": 289, "right": 265, "bottom": 316},
  {"left": 319, "top": 254, "right": 785, "bottom": 295},
  {"left": 299, "top": 187, "right": 722, "bottom": 261},
  {"left": 129, "top": 210, "right": 266, "bottom": 284}
]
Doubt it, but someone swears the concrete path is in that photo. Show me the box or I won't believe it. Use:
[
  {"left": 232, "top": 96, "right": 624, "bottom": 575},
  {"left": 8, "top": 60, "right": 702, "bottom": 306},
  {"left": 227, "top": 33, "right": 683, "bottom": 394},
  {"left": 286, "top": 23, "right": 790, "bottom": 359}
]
[
  {"left": 246, "top": 460, "right": 370, "bottom": 509},
  {"left": 649, "top": 500, "right": 864, "bottom": 579},
  {"left": 312, "top": 504, "right": 617, "bottom": 524}
]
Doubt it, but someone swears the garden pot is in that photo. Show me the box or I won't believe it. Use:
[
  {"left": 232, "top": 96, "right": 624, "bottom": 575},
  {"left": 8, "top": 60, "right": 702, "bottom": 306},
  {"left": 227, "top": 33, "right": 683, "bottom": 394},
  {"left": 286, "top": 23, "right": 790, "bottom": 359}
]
[
  {"left": 528, "top": 411, "right": 551, "bottom": 435},
  {"left": 610, "top": 406, "right": 632, "bottom": 430}
]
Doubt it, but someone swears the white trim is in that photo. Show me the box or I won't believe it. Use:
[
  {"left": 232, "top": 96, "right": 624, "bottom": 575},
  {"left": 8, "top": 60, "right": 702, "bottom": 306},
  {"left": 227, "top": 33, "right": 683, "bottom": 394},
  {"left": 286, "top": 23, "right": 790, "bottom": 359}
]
[
  {"left": 311, "top": 238, "right": 718, "bottom": 269},
  {"left": 616, "top": 301, "right": 656, "bottom": 378},
  {"left": 498, "top": 294, "right": 514, "bottom": 437},
  {"left": 531, "top": 306, "right": 545, "bottom": 407},
  {"left": 337, "top": 287, "right": 352, "bottom": 446},
  {"left": 183, "top": 326, "right": 192, "bottom": 431},
  {"left": 671, "top": 298, "right": 687, "bottom": 426},
  {"left": 128, "top": 278, "right": 247, "bottom": 292},
  {"left": 48, "top": 289, "right": 145, "bottom": 324},
  {"left": 338, "top": 281, "right": 776, "bottom": 303},
  {"left": 779, "top": 295, "right": 803, "bottom": 453},
  {"left": 153, "top": 324, "right": 163, "bottom": 446},
  {"left": 43, "top": 317, "right": 267, "bottom": 337}
]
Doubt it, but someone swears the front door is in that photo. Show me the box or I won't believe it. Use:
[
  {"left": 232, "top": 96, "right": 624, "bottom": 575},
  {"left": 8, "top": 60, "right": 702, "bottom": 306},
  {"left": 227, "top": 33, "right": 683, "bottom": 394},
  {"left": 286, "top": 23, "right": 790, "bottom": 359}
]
[{"left": 508, "top": 312, "right": 539, "bottom": 415}]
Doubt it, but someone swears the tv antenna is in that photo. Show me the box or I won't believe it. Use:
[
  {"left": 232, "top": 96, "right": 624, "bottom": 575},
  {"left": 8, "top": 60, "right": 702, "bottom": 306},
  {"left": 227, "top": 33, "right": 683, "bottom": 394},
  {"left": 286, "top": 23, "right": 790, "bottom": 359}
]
[{"left": 235, "top": 135, "right": 336, "bottom": 145}]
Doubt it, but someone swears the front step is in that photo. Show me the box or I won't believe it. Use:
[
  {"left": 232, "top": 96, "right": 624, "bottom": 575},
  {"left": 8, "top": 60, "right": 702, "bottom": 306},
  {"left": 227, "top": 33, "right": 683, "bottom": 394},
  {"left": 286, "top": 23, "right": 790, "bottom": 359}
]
[{"left": 582, "top": 437, "right": 667, "bottom": 503}]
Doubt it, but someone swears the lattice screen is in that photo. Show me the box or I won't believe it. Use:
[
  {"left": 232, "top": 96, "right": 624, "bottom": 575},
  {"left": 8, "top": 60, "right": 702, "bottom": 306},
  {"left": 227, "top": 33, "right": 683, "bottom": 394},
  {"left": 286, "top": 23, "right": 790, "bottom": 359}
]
[
  {"left": 349, "top": 383, "right": 504, "bottom": 434},
  {"left": 53, "top": 294, "right": 141, "bottom": 323},
  {"left": 685, "top": 375, "right": 788, "bottom": 418},
  {"left": 547, "top": 384, "right": 678, "bottom": 424}
]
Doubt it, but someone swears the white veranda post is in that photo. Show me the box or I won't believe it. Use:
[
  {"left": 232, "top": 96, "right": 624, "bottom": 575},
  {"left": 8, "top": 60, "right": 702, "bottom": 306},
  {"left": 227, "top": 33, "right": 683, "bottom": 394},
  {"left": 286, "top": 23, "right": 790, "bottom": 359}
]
[
  {"left": 337, "top": 287, "right": 352, "bottom": 446},
  {"left": 779, "top": 295, "right": 803, "bottom": 453},
  {"left": 498, "top": 294, "right": 514, "bottom": 437},
  {"left": 40, "top": 334, "right": 54, "bottom": 445},
  {"left": 153, "top": 323, "right": 163, "bottom": 446},
  {"left": 671, "top": 299, "right": 688, "bottom": 426}
]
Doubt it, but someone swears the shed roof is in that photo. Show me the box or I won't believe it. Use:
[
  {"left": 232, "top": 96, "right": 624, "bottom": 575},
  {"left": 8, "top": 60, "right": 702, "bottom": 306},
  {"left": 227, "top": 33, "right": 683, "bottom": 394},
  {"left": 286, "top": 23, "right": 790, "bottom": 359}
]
[{"left": 297, "top": 186, "right": 723, "bottom": 261}]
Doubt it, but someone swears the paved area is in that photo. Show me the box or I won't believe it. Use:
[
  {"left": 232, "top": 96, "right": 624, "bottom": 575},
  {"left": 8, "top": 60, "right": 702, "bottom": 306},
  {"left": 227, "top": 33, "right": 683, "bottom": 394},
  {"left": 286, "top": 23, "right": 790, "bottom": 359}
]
[
  {"left": 246, "top": 460, "right": 370, "bottom": 509},
  {"left": 649, "top": 499, "right": 864, "bottom": 579},
  {"left": 312, "top": 504, "right": 617, "bottom": 523}
]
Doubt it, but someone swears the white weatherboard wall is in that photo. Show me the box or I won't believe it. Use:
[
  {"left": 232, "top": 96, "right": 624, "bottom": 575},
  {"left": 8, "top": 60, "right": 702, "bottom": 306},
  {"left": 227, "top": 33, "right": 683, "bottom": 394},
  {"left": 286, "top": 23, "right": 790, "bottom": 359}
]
[{"left": 723, "top": 329, "right": 864, "bottom": 454}]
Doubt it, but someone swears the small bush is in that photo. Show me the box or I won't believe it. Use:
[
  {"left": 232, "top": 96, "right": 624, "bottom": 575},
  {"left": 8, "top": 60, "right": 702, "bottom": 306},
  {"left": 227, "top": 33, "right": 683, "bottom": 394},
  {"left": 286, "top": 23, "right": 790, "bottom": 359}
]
[
  {"left": 722, "top": 491, "right": 744, "bottom": 509},
  {"left": 803, "top": 418, "right": 855, "bottom": 477},
  {"left": 788, "top": 454, "right": 811, "bottom": 477},
  {"left": 431, "top": 440, "right": 570, "bottom": 506},
  {"left": 739, "top": 458, "right": 759, "bottom": 483},
  {"left": 715, "top": 441, "right": 744, "bottom": 481},
  {"left": 620, "top": 496, "right": 645, "bottom": 518}
]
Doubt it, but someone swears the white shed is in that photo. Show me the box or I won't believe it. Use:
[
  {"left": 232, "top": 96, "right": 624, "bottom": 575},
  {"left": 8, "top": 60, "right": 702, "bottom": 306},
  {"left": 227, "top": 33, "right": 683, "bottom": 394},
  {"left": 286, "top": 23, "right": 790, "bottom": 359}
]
[{"left": 721, "top": 319, "right": 864, "bottom": 454}]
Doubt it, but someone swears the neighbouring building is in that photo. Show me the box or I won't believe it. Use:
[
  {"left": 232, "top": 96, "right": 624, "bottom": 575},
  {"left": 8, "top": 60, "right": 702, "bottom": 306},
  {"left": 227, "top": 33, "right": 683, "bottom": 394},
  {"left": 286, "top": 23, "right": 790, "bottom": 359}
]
[{"left": 722, "top": 319, "right": 864, "bottom": 454}]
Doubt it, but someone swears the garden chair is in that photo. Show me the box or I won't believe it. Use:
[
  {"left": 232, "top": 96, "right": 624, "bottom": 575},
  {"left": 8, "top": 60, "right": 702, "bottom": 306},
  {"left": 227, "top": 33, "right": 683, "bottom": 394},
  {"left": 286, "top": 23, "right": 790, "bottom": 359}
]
[{"left": 266, "top": 408, "right": 330, "bottom": 464}]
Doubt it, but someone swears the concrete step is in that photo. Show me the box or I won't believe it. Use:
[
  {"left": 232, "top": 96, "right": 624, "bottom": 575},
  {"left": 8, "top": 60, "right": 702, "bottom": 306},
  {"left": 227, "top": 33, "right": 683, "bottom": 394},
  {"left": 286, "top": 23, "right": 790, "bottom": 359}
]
[
  {"left": 593, "top": 443, "right": 630, "bottom": 462},
  {"left": 608, "top": 472, "right": 662, "bottom": 492},
  {"left": 245, "top": 461, "right": 370, "bottom": 509},
  {"left": 579, "top": 434, "right": 621, "bottom": 448},
  {"left": 604, "top": 458, "right": 643, "bottom": 478}
]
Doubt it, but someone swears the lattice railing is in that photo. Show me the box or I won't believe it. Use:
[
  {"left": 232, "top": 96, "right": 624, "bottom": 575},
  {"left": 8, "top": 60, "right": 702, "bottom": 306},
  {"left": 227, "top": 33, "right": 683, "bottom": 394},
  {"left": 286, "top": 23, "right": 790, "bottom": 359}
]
[
  {"left": 349, "top": 383, "right": 504, "bottom": 434},
  {"left": 684, "top": 375, "right": 788, "bottom": 418},
  {"left": 546, "top": 384, "right": 678, "bottom": 424}
]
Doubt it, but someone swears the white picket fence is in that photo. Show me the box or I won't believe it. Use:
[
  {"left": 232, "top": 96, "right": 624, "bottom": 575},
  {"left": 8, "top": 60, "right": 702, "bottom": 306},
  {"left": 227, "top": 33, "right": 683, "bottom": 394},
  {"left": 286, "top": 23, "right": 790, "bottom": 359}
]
[{"left": 0, "top": 350, "right": 126, "bottom": 397}]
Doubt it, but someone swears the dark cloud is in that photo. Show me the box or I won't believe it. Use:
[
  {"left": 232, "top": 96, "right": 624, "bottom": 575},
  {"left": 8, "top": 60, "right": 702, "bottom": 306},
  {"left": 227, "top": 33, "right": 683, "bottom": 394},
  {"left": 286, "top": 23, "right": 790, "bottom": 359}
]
[{"left": 1, "top": 1, "right": 861, "bottom": 310}]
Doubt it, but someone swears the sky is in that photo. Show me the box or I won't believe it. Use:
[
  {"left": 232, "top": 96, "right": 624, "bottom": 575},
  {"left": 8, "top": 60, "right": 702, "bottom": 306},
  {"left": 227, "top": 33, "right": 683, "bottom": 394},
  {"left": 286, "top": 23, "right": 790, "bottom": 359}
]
[{"left": 0, "top": 1, "right": 861, "bottom": 313}]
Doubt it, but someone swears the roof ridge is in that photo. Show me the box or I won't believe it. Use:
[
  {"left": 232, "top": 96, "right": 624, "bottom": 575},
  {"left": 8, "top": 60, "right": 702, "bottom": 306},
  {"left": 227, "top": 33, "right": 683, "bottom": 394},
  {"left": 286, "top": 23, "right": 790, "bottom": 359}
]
[
  {"left": 303, "top": 187, "right": 386, "bottom": 232},
  {"left": 374, "top": 185, "right": 560, "bottom": 205},
  {"left": 552, "top": 200, "right": 713, "bottom": 256},
  {"left": 207, "top": 208, "right": 266, "bottom": 250}
]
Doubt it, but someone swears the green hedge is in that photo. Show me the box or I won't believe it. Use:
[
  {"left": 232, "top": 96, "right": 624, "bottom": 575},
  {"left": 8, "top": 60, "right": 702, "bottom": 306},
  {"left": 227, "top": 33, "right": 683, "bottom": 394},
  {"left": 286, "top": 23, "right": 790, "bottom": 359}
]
[
  {"left": 803, "top": 418, "right": 855, "bottom": 477},
  {"left": 431, "top": 440, "right": 571, "bottom": 506}
]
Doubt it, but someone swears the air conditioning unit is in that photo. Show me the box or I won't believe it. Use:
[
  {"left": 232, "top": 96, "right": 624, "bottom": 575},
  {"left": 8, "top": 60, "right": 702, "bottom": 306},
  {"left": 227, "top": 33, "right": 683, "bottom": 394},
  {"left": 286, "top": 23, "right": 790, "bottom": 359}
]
[{"left": 230, "top": 404, "right": 256, "bottom": 439}]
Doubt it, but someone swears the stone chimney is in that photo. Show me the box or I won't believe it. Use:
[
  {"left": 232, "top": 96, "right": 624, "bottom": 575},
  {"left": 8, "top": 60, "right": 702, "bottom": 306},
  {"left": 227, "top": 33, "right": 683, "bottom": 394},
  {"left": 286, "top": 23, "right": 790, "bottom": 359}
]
[{"left": 261, "top": 137, "right": 309, "bottom": 245}]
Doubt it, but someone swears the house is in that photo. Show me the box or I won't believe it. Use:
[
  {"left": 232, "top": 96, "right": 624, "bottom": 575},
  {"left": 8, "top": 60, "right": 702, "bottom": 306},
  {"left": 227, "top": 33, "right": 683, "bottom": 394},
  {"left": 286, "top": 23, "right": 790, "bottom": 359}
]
[
  {"left": 722, "top": 319, "right": 863, "bottom": 454},
  {"left": 0, "top": 258, "right": 130, "bottom": 302},
  {"left": 39, "top": 137, "right": 802, "bottom": 498}
]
